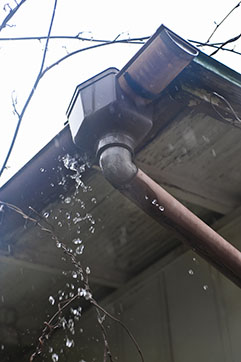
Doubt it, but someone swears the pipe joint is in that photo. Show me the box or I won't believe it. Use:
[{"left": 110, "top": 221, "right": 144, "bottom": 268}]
[{"left": 97, "top": 134, "right": 137, "bottom": 187}]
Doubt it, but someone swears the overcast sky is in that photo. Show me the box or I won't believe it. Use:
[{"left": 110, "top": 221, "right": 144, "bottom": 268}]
[{"left": 0, "top": 0, "right": 240, "bottom": 186}]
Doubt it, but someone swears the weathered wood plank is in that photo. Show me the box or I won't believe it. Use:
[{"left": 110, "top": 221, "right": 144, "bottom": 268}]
[{"left": 0, "top": 254, "right": 125, "bottom": 288}]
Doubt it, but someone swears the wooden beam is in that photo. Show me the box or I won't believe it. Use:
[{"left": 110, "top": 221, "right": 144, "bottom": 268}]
[
  {"left": 213, "top": 205, "right": 241, "bottom": 250},
  {"left": 0, "top": 255, "right": 125, "bottom": 288}
]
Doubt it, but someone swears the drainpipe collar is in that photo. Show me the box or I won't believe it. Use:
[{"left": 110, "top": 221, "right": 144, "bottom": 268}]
[{"left": 97, "top": 133, "right": 137, "bottom": 187}]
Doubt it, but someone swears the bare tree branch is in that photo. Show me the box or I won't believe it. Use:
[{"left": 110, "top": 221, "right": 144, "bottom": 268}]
[
  {"left": 0, "top": 34, "right": 150, "bottom": 42},
  {"left": 188, "top": 39, "right": 241, "bottom": 56},
  {"left": 91, "top": 300, "right": 145, "bottom": 362},
  {"left": 0, "top": 33, "right": 145, "bottom": 178},
  {"left": 206, "top": 2, "right": 241, "bottom": 43},
  {"left": 0, "top": 0, "right": 27, "bottom": 32},
  {"left": 209, "top": 33, "right": 241, "bottom": 56},
  {"left": 40, "top": 38, "right": 144, "bottom": 79},
  {"left": 0, "top": 0, "right": 58, "bottom": 178}
]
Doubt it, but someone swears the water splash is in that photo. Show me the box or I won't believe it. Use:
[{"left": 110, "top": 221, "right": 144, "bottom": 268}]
[{"left": 62, "top": 154, "right": 91, "bottom": 193}]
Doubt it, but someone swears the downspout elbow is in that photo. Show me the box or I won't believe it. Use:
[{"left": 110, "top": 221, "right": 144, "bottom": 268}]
[{"left": 99, "top": 146, "right": 138, "bottom": 187}]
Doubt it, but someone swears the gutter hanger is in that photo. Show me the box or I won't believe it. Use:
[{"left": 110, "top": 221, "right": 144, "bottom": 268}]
[{"left": 67, "top": 25, "right": 241, "bottom": 288}]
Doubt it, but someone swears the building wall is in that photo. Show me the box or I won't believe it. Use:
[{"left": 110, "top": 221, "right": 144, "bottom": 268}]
[{"left": 42, "top": 250, "right": 241, "bottom": 362}]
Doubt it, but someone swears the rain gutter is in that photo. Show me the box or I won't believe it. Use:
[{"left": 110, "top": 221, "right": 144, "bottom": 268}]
[
  {"left": 193, "top": 51, "right": 241, "bottom": 88},
  {"left": 67, "top": 25, "right": 241, "bottom": 288}
]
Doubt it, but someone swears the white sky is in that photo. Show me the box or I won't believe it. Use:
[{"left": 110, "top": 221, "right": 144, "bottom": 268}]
[{"left": 0, "top": 0, "right": 240, "bottom": 186}]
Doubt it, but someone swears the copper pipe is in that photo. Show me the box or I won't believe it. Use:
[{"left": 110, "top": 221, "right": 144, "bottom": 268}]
[{"left": 121, "top": 169, "right": 241, "bottom": 288}]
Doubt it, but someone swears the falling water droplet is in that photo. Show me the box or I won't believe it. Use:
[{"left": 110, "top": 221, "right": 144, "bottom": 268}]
[
  {"left": 56, "top": 241, "right": 62, "bottom": 248},
  {"left": 64, "top": 197, "right": 71, "bottom": 204},
  {"left": 66, "top": 338, "right": 74, "bottom": 348},
  {"left": 40, "top": 168, "right": 45, "bottom": 173},
  {"left": 72, "top": 271, "right": 78, "bottom": 279},
  {"left": 43, "top": 211, "right": 49, "bottom": 218},
  {"left": 49, "top": 296, "right": 55, "bottom": 305},
  {"left": 78, "top": 288, "right": 86, "bottom": 297},
  {"left": 89, "top": 226, "right": 95, "bottom": 233},
  {"left": 85, "top": 291, "right": 92, "bottom": 300},
  {"left": 211, "top": 149, "right": 216, "bottom": 157},
  {"left": 159, "top": 205, "right": 164, "bottom": 211},
  {"left": 52, "top": 354, "right": 59, "bottom": 362},
  {"left": 73, "top": 238, "right": 82, "bottom": 245},
  {"left": 76, "top": 245, "right": 84, "bottom": 254},
  {"left": 188, "top": 269, "right": 194, "bottom": 276},
  {"left": 152, "top": 199, "right": 158, "bottom": 205},
  {"left": 203, "top": 285, "right": 208, "bottom": 291},
  {"left": 66, "top": 212, "right": 71, "bottom": 220},
  {"left": 86, "top": 267, "right": 90, "bottom": 274}
]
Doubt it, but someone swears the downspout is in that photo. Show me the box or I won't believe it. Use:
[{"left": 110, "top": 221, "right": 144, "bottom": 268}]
[
  {"left": 98, "top": 142, "right": 241, "bottom": 288},
  {"left": 67, "top": 25, "right": 241, "bottom": 288}
]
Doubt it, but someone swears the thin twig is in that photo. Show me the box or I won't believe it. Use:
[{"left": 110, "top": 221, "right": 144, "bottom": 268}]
[
  {"left": 48, "top": 294, "right": 79, "bottom": 326},
  {"left": 40, "top": 37, "right": 144, "bottom": 79},
  {"left": 91, "top": 300, "right": 145, "bottom": 362},
  {"left": 28, "top": 206, "right": 55, "bottom": 230},
  {"left": 206, "top": 2, "right": 241, "bottom": 43},
  {"left": 188, "top": 39, "right": 241, "bottom": 56},
  {"left": 210, "top": 33, "right": 241, "bottom": 56},
  {"left": 0, "top": 0, "right": 27, "bottom": 32},
  {"left": 210, "top": 91, "right": 241, "bottom": 126},
  {"left": 0, "top": 34, "right": 145, "bottom": 178},
  {"left": 11, "top": 90, "right": 20, "bottom": 117},
  {"left": 95, "top": 307, "right": 113, "bottom": 362},
  {"left": 0, "top": 0, "right": 58, "bottom": 178},
  {"left": 0, "top": 34, "right": 150, "bottom": 43},
  {"left": 30, "top": 294, "right": 79, "bottom": 361}
]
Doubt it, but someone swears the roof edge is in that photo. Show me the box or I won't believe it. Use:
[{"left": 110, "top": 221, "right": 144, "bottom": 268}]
[{"left": 194, "top": 51, "right": 241, "bottom": 88}]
